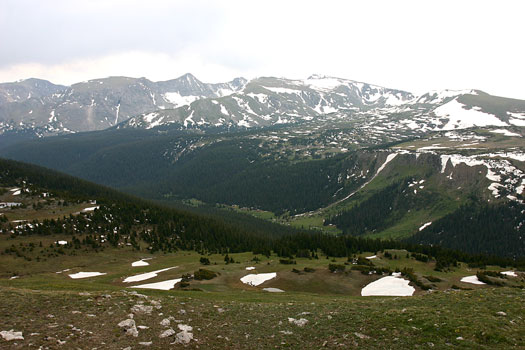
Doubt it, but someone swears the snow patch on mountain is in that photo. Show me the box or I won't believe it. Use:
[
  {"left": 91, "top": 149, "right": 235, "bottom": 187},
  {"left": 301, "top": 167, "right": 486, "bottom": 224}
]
[
  {"left": 434, "top": 99, "right": 507, "bottom": 130},
  {"left": 163, "top": 92, "right": 200, "bottom": 108},
  {"left": 438, "top": 153, "right": 525, "bottom": 199},
  {"left": 263, "top": 86, "right": 303, "bottom": 95},
  {"left": 417, "top": 89, "right": 478, "bottom": 104},
  {"left": 304, "top": 75, "right": 344, "bottom": 91},
  {"left": 490, "top": 129, "right": 521, "bottom": 137}
]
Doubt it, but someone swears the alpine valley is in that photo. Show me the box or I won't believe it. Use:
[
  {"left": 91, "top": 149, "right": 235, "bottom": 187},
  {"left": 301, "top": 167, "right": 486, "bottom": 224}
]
[
  {"left": 1, "top": 74, "right": 525, "bottom": 349},
  {"left": 1, "top": 73, "right": 524, "bottom": 257}
]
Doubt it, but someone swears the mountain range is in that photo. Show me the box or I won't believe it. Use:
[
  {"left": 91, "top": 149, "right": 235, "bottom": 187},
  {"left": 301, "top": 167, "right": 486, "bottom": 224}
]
[{"left": 1, "top": 73, "right": 524, "bottom": 143}]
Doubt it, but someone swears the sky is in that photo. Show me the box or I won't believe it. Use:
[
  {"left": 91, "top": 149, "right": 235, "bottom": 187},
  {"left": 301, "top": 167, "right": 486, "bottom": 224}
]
[{"left": 1, "top": 0, "right": 524, "bottom": 99}]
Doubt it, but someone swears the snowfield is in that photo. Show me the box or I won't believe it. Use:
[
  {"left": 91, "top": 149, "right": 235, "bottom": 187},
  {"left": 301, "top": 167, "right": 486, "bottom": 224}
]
[
  {"left": 240, "top": 273, "right": 277, "bottom": 286},
  {"left": 419, "top": 222, "right": 432, "bottom": 231},
  {"left": 130, "top": 278, "right": 182, "bottom": 290},
  {"left": 69, "top": 272, "right": 107, "bottom": 279},
  {"left": 434, "top": 99, "right": 507, "bottom": 130},
  {"left": 501, "top": 271, "right": 518, "bottom": 277},
  {"left": 131, "top": 260, "right": 150, "bottom": 267},
  {"left": 460, "top": 275, "right": 486, "bottom": 285},
  {"left": 123, "top": 267, "right": 178, "bottom": 283},
  {"left": 361, "top": 273, "right": 415, "bottom": 296}
]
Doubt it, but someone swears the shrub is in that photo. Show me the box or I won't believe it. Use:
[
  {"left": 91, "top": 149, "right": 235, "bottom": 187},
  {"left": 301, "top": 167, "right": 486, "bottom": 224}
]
[
  {"left": 224, "top": 254, "right": 234, "bottom": 264},
  {"left": 411, "top": 253, "right": 429, "bottom": 262},
  {"left": 199, "top": 257, "right": 210, "bottom": 265},
  {"left": 328, "top": 264, "right": 345, "bottom": 273},
  {"left": 279, "top": 259, "right": 296, "bottom": 265},
  {"left": 423, "top": 275, "right": 442, "bottom": 283},
  {"left": 476, "top": 271, "right": 504, "bottom": 286},
  {"left": 181, "top": 273, "right": 192, "bottom": 282},
  {"left": 401, "top": 268, "right": 432, "bottom": 290},
  {"left": 193, "top": 269, "right": 218, "bottom": 280}
]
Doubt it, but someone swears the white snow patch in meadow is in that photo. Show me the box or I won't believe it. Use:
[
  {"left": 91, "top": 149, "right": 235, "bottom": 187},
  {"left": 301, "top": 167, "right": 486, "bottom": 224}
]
[
  {"left": 81, "top": 206, "right": 99, "bottom": 212},
  {"left": 130, "top": 278, "right": 182, "bottom": 291},
  {"left": 490, "top": 129, "right": 521, "bottom": 137},
  {"left": 460, "top": 275, "right": 485, "bottom": 285},
  {"left": 263, "top": 287, "right": 284, "bottom": 293},
  {"left": 56, "top": 240, "right": 68, "bottom": 245},
  {"left": 501, "top": 271, "right": 518, "bottom": 277},
  {"left": 12, "top": 190, "right": 21, "bottom": 196},
  {"left": 69, "top": 272, "right": 107, "bottom": 279},
  {"left": 163, "top": 92, "right": 200, "bottom": 107},
  {"left": 434, "top": 99, "right": 507, "bottom": 130},
  {"left": 419, "top": 222, "right": 432, "bottom": 231},
  {"left": 361, "top": 273, "right": 415, "bottom": 296},
  {"left": 240, "top": 272, "right": 276, "bottom": 286},
  {"left": 123, "top": 267, "right": 178, "bottom": 283},
  {"left": 245, "top": 267, "right": 256, "bottom": 270},
  {"left": 365, "top": 255, "right": 377, "bottom": 260},
  {"left": 132, "top": 260, "right": 150, "bottom": 267}
]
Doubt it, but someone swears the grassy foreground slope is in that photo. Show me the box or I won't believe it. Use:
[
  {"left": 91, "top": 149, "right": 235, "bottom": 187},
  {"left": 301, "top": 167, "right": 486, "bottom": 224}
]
[
  {"left": 0, "top": 286, "right": 523, "bottom": 349},
  {"left": 1, "top": 247, "right": 524, "bottom": 349},
  {"left": 1, "top": 158, "right": 525, "bottom": 349}
]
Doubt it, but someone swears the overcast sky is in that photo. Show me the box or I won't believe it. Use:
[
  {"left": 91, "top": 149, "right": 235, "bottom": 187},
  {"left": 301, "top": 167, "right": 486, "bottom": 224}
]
[{"left": 1, "top": 0, "right": 524, "bottom": 99}]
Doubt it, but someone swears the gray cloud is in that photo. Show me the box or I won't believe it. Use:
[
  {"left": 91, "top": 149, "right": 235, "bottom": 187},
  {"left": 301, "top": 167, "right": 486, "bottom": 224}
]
[{"left": 0, "top": 0, "right": 223, "bottom": 66}]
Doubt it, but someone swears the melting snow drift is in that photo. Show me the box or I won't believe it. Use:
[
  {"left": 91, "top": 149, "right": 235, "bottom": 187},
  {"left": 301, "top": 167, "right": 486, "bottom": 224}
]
[
  {"left": 240, "top": 273, "right": 277, "bottom": 286},
  {"left": 123, "top": 267, "right": 177, "bottom": 283},
  {"left": 131, "top": 260, "right": 150, "bottom": 267},
  {"left": 501, "top": 271, "right": 518, "bottom": 277},
  {"left": 130, "top": 278, "right": 182, "bottom": 290},
  {"left": 460, "top": 275, "right": 486, "bottom": 285},
  {"left": 361, "top": 273, "right": 415, "bottom": 296},
  {"left": 69, "top": 272, "right": 107, "bottom": 279}
]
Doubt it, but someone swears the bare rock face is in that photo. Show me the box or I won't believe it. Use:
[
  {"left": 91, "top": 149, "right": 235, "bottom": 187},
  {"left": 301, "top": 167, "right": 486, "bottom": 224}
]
[
  {"left": 117, "top": 319, "right": 139, "bottom": 337},
  {"left": 0, "top": 329, "right": 24, "bottom": 341}
]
